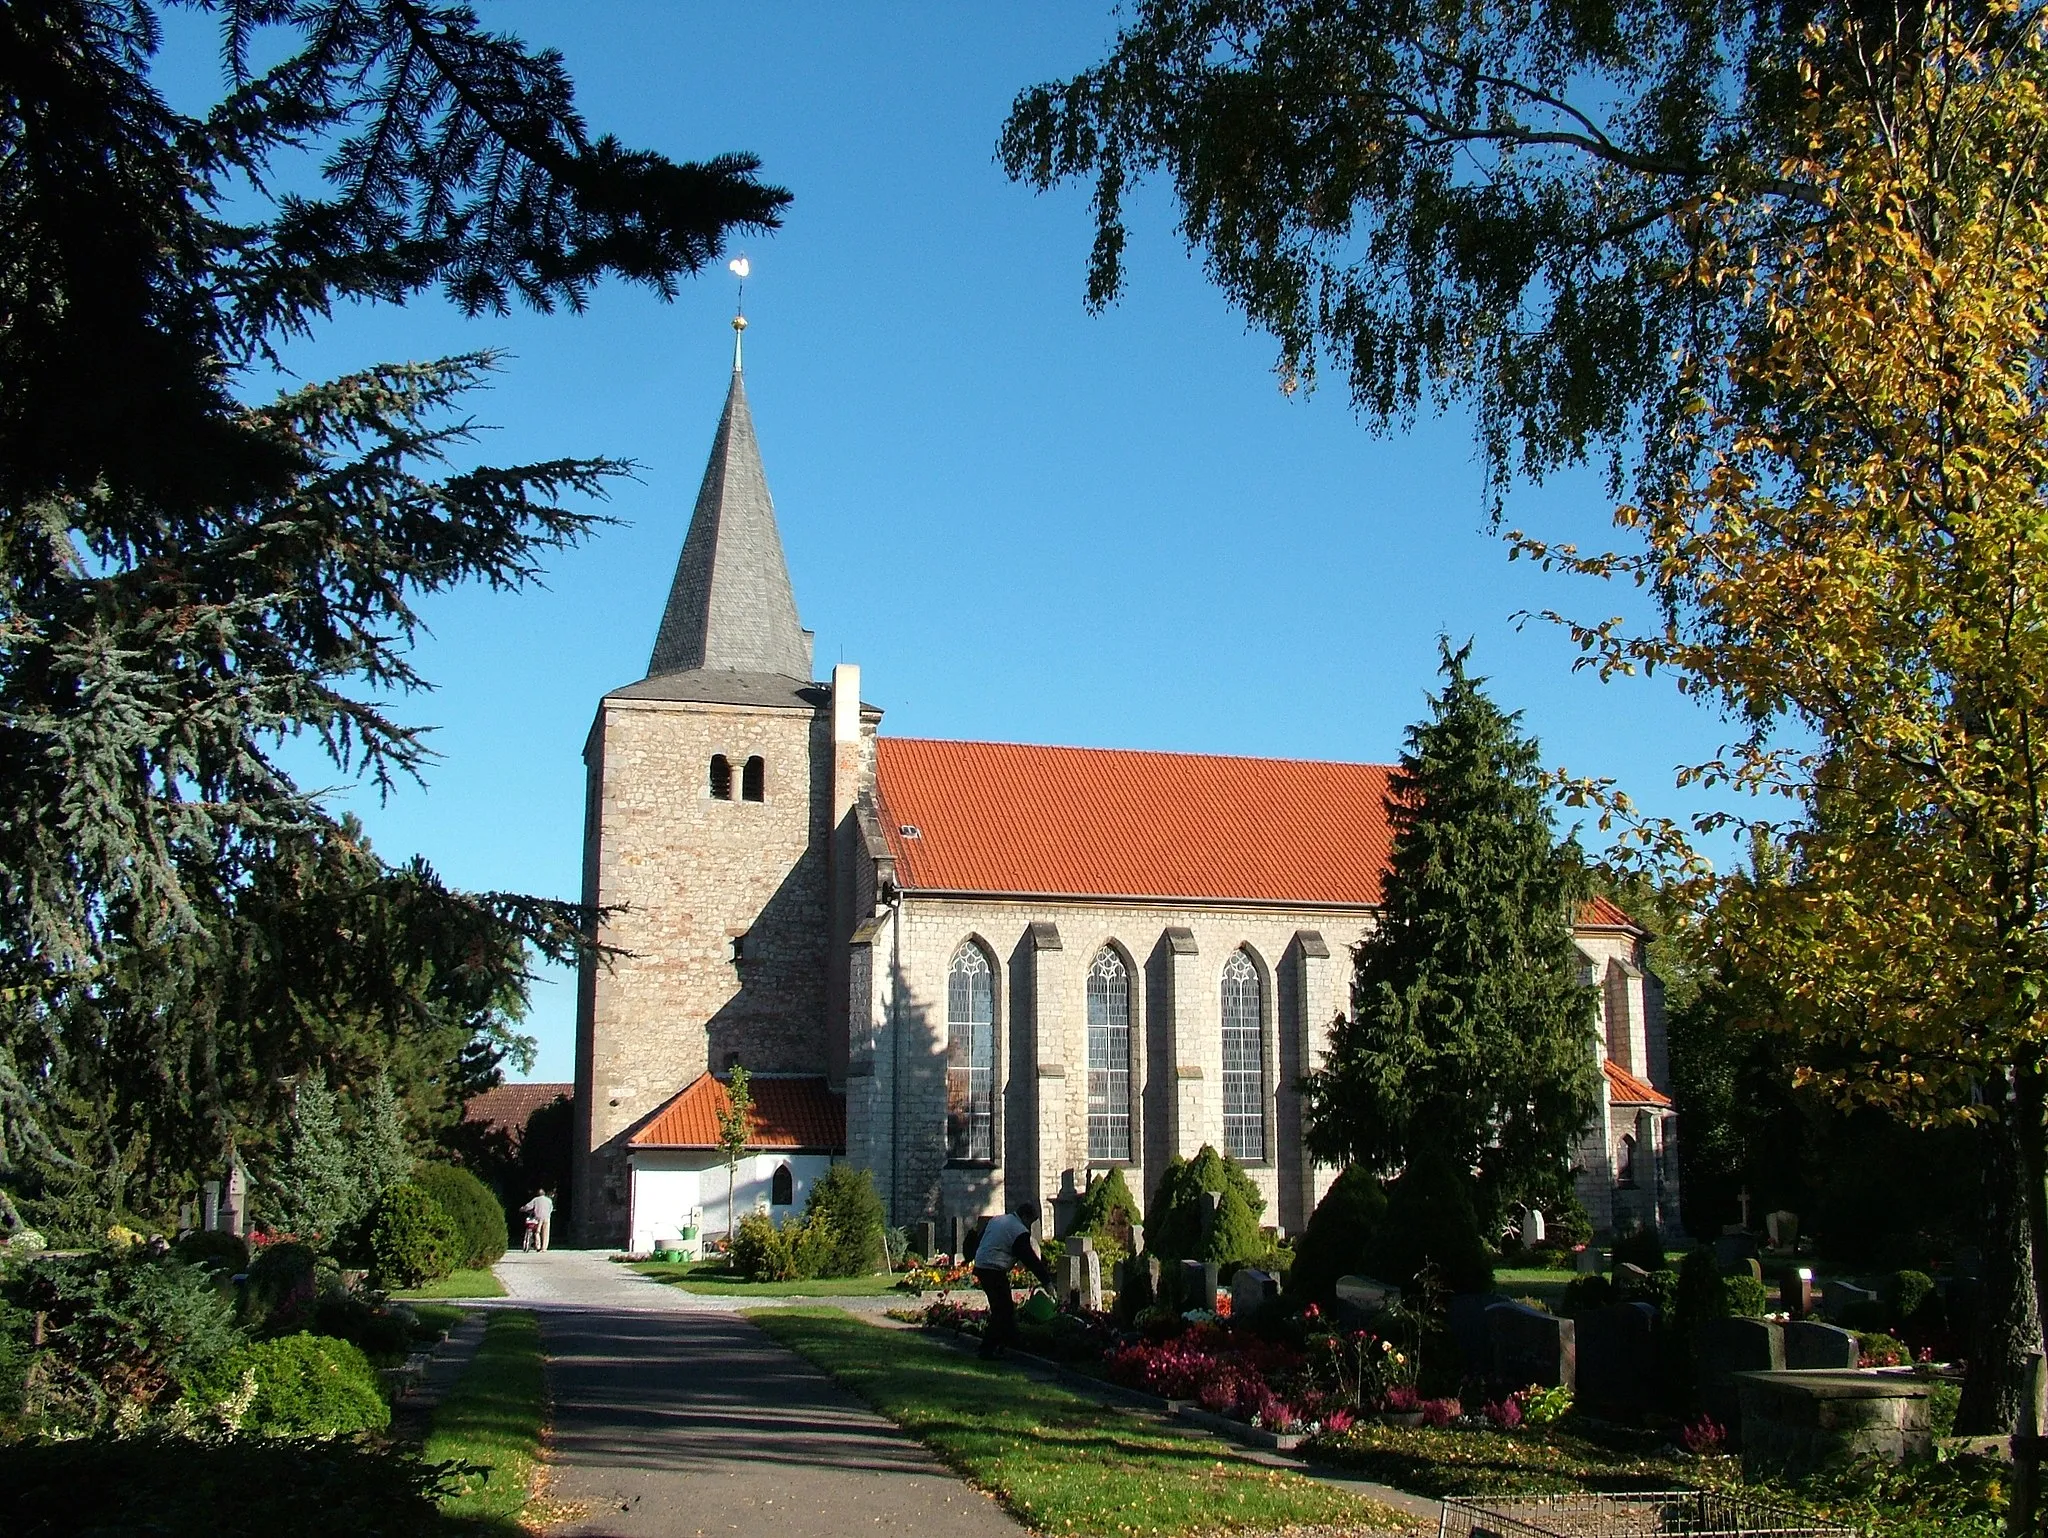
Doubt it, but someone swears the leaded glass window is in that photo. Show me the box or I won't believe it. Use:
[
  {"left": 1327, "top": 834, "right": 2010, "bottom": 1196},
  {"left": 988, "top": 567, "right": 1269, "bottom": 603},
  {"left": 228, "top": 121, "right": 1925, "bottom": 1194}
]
[
  {"left": 1221, "top": 949, "right": 1265, "bottom": 1161},
  {"left": 1087, "top": 948, "right": 1132, "bottom": 1161},
  {"left": 946, "top": 944, "right": 995, "bottom": 1162}
]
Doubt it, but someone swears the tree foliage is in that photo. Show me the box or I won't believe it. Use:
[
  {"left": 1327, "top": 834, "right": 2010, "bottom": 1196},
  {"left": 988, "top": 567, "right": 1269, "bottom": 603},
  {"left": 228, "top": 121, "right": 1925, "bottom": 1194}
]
[
  {"left": 1145, "top": 1145, "right": 1266, "bottom": 1268},
  {"left": 0, "top": 2, "right": 784, "bottom": 1225},
  {"left": 1001, "top": 0, "right": 1851, "bottom": 501},
  {"left": 1304, "top": 642, "right": 1599, "bottom": 1223},
  {"left": 715, "top": 1064, "right": 752, "bottom": 1243}
]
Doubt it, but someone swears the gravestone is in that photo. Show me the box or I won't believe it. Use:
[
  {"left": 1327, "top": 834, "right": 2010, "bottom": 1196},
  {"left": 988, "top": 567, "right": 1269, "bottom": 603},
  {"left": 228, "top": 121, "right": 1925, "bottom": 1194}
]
[
  {"left": 1052, "top": 1170, "right": 1082, "bottom": 1239},
  {"left": 1230, "top": 1267, "right": 1279, "bottom": 1321},
  {"left": 1784, "top": 1319, "right": 1860, "bottom": 1370},
  {"left": 1335, "top": 1275, "right": 1397, "bottom": 1312},
  {"left": 1520, "top": 1208, "right": 1547, "bottom": 1246},
  {"left": 1179, "top": 1259, "right": 1219, "bottom": 1311},
  {"left": 1575, "top": 1245, "right": 1604, "bottom": 1274},
  {"left": 221, "top": 1155, "right": 248, "bottom": 1238},
  {"left": 202, "top": 1179, "right": 221, "bottom": 1233},
  {"left": 1713, "top": 1231, "right": 1761, "bottom": 1276},
  {"left": 948, "top": 1215, "right": 969, "bottom": 1262},
  {"left": 1450, "top": 1291, "right": 1510, "bottom": 1377},
  {"left": 1063, "top": 1240, "right": 1103, "bottom": 1312},
  {"left": 1615, "top": 1262, "right": 1652, "bottom": 1292},
  {"left": 913, "top": 1221, "right": 937, "bottom": 1261},
  {"left": 1486, "top": 1301, "right": 1576, "bottom": 1391},
  {"left": 1824, "top": 1280, "right": 1878, "bottom": 1322},
  {"left": 1737, "top": 1370, "right": 1932, "bottom": 1477},
  {"left": 1575, "top": 1302, "right": 1657, "bottom": 1414},
  {"left": 1766, "top": 1210, "right": 1800, "bottom": 1251},
  {"left": 1785, "top": 1270, "right": 1815, "bottom": 1319},
  {"left": 1699, "top": 1316, "right": 1785, "bottom": 1430}
]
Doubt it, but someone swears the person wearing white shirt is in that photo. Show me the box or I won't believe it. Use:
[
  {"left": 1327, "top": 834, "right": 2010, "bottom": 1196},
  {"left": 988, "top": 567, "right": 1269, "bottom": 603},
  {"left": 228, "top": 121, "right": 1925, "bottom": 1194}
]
[
  {"left": 971, "top": 1200, "right": 1054, "bottom": 1359},
  {"left": 521, "top": 1190, "right": 555, "bottom": 1252}
]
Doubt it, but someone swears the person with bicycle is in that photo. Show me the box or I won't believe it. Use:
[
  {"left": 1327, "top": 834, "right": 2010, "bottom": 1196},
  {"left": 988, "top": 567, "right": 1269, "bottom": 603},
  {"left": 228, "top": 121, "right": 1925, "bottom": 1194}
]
[{"left": 521, "top": 1188, "right": 555, "bottom": 1252}]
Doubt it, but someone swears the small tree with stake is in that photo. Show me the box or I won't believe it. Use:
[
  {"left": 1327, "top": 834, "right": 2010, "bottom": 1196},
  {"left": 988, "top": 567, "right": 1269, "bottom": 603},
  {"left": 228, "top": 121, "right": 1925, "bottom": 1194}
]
[{"left": 715, "top": 1065, "right": 753, "bottom": 1249}]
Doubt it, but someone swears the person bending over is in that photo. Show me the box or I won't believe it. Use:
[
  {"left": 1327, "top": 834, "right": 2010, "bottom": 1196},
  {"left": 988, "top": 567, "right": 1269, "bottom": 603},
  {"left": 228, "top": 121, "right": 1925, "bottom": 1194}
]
[{"left": 972, "top": 1200, "right": 1054, "bottom": 1360}]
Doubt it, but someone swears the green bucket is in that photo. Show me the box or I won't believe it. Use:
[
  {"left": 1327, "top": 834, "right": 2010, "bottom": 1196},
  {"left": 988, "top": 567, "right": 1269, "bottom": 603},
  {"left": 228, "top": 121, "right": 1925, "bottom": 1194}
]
[{"left": 1019, "top": 1291, "right": 1057, "bottom": 1324}]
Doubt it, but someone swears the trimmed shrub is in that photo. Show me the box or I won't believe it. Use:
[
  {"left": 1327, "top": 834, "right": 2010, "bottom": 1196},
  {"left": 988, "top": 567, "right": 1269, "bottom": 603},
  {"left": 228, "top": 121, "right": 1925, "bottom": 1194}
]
[
  {"left": 182, "top": 1332, "right": 389, "bottom": 1437},
  {"left": 1611, "top": 1222, "right": 1666, "bottom": 1273},
  {"left": 804, "top": 1163, "right": 889, "bottom": 1277},
  {"left": 1287, "top": 1166, "right": 1389, "bottom": 1304},
  {"left": 413, "top": 1163, "right": 508, "bottom": 1270},
  {"left": 244, "top": 1241, "right": 319, "bottom": 1335},
  {"left": 1884, "top": 1268, "right": 1937, "bottom": 1325},
  {"left": 310, "top": 1290, "right": 413, "bottom": 1366},
  {"left": 1622, "top": 1266, "right": 1681, "bottom": 1319},
  {"left": 366, "top": 1184, "right": 456, "bottom": 1289},
  {"left": 171, "top": 1230, "right": 250, "bottom": 1275},
  {"left": 1723, "top": 1274, "right": 1769, "bottom": 1318},
  {"left": 729, "top": 1210, "right": 833, "bottom": 1282},
  {"left": 1147, "top": 1146, "right": 1267, "bottom": 1268},
  {"left": 1073, "top": 1167, "right": 1140, "bottom": 1268},
  {"left": 1362, "top": 1148, "right": 1494, "bottom": 1295},
  {"left": 1559, "top": 1273, "right": 1615, "bottom": 1316}
]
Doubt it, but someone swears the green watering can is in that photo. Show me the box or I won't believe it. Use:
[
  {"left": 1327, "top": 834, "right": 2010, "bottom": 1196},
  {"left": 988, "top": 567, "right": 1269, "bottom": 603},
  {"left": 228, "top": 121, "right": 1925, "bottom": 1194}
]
[{"left": 1019, "top": 1291, "right": 1058, "bottom": 1324}]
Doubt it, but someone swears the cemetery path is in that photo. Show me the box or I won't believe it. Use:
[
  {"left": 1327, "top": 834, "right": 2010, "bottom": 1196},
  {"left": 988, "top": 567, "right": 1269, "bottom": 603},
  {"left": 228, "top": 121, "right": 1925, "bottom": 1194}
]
[
  {"left": 493, "top": 1247, "right": 904, "bottom": 1314},
  {"left": 536, "top": 1303, "right": 1026, "bottom": 1538}
]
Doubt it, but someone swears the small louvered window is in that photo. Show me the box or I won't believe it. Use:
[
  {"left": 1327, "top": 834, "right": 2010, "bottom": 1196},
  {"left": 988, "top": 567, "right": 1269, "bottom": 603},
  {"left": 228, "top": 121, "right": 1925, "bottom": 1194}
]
[
  {"left": 742, "top": 756, "right": 765, "bottom": 801},
  {"left": 709, "top": 755, "right": 732, "bottom": 799}
]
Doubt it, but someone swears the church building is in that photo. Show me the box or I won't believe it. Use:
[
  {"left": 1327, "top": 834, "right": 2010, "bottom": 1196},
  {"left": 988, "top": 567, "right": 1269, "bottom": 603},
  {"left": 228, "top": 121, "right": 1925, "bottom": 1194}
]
[{"left": 571, "top": 329, "right": 1680, "bottom": 1249}]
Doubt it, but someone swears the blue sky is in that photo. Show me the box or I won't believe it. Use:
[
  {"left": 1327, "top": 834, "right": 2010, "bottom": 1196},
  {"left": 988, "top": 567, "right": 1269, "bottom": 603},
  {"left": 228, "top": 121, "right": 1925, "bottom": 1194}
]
[{"left": 155, "top": 4, "right": 1743, "bottom": 1082}]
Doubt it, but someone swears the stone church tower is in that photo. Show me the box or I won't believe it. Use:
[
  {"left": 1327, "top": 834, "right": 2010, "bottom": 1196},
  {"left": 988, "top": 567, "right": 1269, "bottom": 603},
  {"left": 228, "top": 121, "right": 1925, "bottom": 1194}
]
[{"left": 572, "top": 328, "right": 875, "bottom": 1241}]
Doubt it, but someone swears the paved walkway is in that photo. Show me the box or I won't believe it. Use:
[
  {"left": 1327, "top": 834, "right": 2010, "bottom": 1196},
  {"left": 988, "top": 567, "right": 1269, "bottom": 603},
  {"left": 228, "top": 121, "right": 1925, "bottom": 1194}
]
[{"left": 494, "top": 1248, "right": 904, "bottom": 1314}]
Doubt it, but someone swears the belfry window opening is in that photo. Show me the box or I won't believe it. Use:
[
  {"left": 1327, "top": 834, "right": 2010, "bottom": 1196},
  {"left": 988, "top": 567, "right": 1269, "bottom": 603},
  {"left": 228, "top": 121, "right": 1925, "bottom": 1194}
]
[
  {"left": 742, "top": 755, "right": 766, "bottom": 801},
  {"left": 709, "top": 754, "right": 732, "bottom": 800}
]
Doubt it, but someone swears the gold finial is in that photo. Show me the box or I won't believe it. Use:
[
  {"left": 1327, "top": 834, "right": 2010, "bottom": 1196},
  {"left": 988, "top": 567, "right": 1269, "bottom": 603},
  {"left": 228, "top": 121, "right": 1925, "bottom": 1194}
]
[{"left": 727, "top": 255, "right": 751, "bottom": 372}]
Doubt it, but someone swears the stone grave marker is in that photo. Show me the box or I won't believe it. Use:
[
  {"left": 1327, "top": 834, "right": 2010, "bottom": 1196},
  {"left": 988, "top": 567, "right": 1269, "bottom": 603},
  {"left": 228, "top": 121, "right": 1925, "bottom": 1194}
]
[
  {"left": 948, "top": 1215, "right": 969, "bottom": 1262},
  {"left": 1766, "top": 1210, "right": 1800, "bottom": 1251},
  {"left": 1575, "top": 1245, "right": 1604, "bottom": 1274},
  {"left": 1230, "top": 1267, "right": 1278, "bottom": 1321},
  {"left": 1575, "top": 1302, "right": 1657, "bottom": 1415},
  {"left": 1486, "top": 1301, "right": 1576, "bottom": 1391},
  {"left": 1784, "top": 1319, "right": 1860, "bottom": 1370},
  {"left": 1615, "top": 1262, "right": 1652, "bottom": 1291},
  {"left": 1179, "top": 1259, "right": 1219, "bottom": 1311},
  {"left": 1824, "top": 1280, "right": 1877, "bottom": 1322},
  {"left": 1738, "top": 1370, "right": 1932, "bottom": 1478},
  {"left": 1786, "top": 1269, "right": 1815, "bottom": 1319},
  {"left": 1520, "top": 1208, "right": 1547, "bottom": 1246},
  {"left": 202, "top": 1179, "right": 221, "bottom": 1232},
  {"left": 1713, "top": 1231, "right": 1762, "bottom": 1276},
  {"left": 1699, "top": 1316, "right": 1785, "bottom": 1429},
  {"left": 913, "top": 1221, "right": 937, "bottom": 1261}
]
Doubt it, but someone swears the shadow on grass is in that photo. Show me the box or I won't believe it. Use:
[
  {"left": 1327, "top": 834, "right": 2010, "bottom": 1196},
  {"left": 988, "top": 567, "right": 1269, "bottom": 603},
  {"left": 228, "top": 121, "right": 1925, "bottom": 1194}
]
[
  {"left": 0, "top": 1435, "right": 518, "bottom": 1538},
  {"left": 423, "top": 1309, "right": 546, "bottom": 1525}
]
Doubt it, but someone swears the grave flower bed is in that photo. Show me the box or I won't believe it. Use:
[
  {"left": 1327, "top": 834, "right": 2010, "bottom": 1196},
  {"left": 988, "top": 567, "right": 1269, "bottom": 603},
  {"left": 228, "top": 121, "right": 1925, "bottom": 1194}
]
[{"left": 1305, "top": 1418, "right": 1699, "bottom": 1498}]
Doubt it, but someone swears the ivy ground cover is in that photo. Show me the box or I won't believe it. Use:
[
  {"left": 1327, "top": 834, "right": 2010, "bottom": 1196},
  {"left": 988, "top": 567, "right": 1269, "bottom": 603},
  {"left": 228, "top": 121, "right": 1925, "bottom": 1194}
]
[{"left": 753, "top": 1309, "right": 1409, "bottom": 1537}]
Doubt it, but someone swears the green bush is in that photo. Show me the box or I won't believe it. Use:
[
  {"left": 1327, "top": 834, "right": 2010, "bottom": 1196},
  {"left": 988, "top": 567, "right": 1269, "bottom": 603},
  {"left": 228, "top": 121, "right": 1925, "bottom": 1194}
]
[
  {"left": 1361, "top": 1148, "right": 1494, "bottom": 1295},
  {"left": 3, "top": 1250, "right": 244, "bottom": 1432},
  {"left": 310, "top": 1290, "right": 413, "bottom": 1366},
  {"left": 1885, "top": 1268, "right": 1937, "bottom": 1325},
  {"left": 729, "top": 1210, "right": 833, "bottom": 1281},
  {"left": 1673, "top": 1247, "right": 1727, "bottom": 1337},
  {"left": 1723, "top": 1274, "right": 1769, "bottom": 1318},
  {"left": 1072, "top": 1167, "right": 1140, "bottom": 1269},
  {"left": 413, "top": 1163, "right": 508, "bottom": 1270},
  {"left": 171, "top": 1230, "right": 250, "bottom": 1274},
  {"left": 1622, "top": 1266, "right": 1680, "bottom": 1319},
  {"left": 1146, "top": 1146, "right": 1267, "bottom": 1268},
  {"left": 244, "top": 1240, "right": 319, "bottom": 1334},
  {"left": 1611, "top": 1222, "right": 1666, "bottom": 1273},
  {"left": 181, "top": 1331, "right": 389, "bottom": 1437},
  {"left": 804, "top": 1163, "right": 889, "bottom": 1276},
  {"left": 366, "top": 1184, "right": 456, "bottom": 1289},
  {"left": 1286, "top": 1166, "right": 1389, "bottom": 1303},
  {"left": 1545, "top": 1193, "right": 1594, "bottom": 1249},
  {"left": 1559, "top": 1273, "right": 1615, "bottom": 1316}
]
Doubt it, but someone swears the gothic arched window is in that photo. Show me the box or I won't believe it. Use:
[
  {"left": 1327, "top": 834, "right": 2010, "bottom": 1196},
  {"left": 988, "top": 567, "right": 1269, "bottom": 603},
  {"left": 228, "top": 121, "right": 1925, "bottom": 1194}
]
[
  {"left": 1617, "top": 1134, "right": 1639, "bottom": 1189},
  {"left": 1087, "top": 948, "right": 1132, "bottom": 1161},
  {"left": 1221, "top": 949, "right": 1265, "bottom": 1161},
  {"left": 742, "top": 755, "right": 766, "bottom": 802},
  {"left": 771, "top": 1163, "right": 794, "bottom": 1207},
  {"left": 709, "top": 754, "right": 732, "bottom": 800},
  {"left": 946, "top": 944, "right": 995, "bottom": 1162}
]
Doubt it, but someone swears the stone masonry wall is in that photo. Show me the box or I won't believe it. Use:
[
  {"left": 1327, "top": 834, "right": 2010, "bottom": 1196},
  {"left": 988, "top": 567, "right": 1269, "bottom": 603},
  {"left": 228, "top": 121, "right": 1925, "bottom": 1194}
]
[{"left": 573, "top": 694, "right": 832, "bottom": 1241}]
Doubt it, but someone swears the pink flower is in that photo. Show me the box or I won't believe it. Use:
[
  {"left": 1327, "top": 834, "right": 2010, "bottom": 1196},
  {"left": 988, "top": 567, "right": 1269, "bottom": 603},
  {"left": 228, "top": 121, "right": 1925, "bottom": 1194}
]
[
  {"left": 1681, "top": 1415, "right": 1726, "bottom": 1455},
  {"left": 1483, "top": 1397, "right": 1524, "bottom": 1430},
  {"left": 1420, "top": 1397, "right": 1462, "bottom": 1427},
  {"left": 1324, "top": 1408, "right": 1354, "bottom": 1434}
]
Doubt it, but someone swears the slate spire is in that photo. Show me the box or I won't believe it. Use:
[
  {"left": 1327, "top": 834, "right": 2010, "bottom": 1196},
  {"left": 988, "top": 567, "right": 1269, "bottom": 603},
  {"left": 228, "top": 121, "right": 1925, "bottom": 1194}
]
[{"left": 647, "top": 325, "right": 811, "bottom": 680}]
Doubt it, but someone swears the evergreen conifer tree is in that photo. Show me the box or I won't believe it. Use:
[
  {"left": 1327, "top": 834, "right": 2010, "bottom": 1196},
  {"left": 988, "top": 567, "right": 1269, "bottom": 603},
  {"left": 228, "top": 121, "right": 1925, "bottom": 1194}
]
[
  {"left": 350, "top": 1075, "right": 413, "bottom": 1207},
  {"left": 270, "top": 1077, "right": 357, "bottom": 1240},
  {"left": 1304, "top": 641, "right": 1600, "bottom": 1227}
]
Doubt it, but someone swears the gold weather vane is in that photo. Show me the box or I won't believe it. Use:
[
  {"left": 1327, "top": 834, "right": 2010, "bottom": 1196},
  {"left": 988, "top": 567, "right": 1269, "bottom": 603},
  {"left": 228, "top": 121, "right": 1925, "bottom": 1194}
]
[{"left": 728, "top": 255, "right": 751, "bottom": 370}]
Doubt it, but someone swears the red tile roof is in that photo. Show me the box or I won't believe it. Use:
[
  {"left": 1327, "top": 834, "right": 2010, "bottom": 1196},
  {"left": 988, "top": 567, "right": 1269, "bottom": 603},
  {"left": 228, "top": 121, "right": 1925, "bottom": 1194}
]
[
  {"left": 628, "top": 1074, "right": 845, "bottom": 1151},
  {"left": 876, "top": 738, "right": 1398, "bottom": 906},
  {"left": 462, "top": 1082, "right": 571, "bottom": 1139},
  {"left": 1604, "top": 1060, "right": 1673, "bottom": 1107},
  {"left": 1578, "top": 894, "right": 1643, "bottom": 932}
]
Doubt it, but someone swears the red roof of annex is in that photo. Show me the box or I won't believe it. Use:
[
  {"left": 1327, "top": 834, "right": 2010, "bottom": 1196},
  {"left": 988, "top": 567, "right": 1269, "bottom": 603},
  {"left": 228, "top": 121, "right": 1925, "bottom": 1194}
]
[{"left": 628, "top": 1073, "right": 845, "bottom": 1152}]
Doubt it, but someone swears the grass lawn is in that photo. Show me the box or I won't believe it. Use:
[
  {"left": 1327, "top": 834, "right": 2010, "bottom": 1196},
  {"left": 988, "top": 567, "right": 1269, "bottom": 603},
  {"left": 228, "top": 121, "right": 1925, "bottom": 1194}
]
[
  {"left": 397, "top": 1267, "right": 506, "bottom": 1299},
  {"left": 408, "top": 1302, "right": 468, "bottom": 1338},
  {"left": 422, "top": 1309, "right": 547, "bottom": 1530},
  {"left": 754, "top": 1309, "right": 1409, "bottom": 1537},
  {"left": 631, "top": 1259, "right": 901, "bottom": 1297},
  {"left": 1491, "top": 1267, "right": 1573, "bottom": 1308}
]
